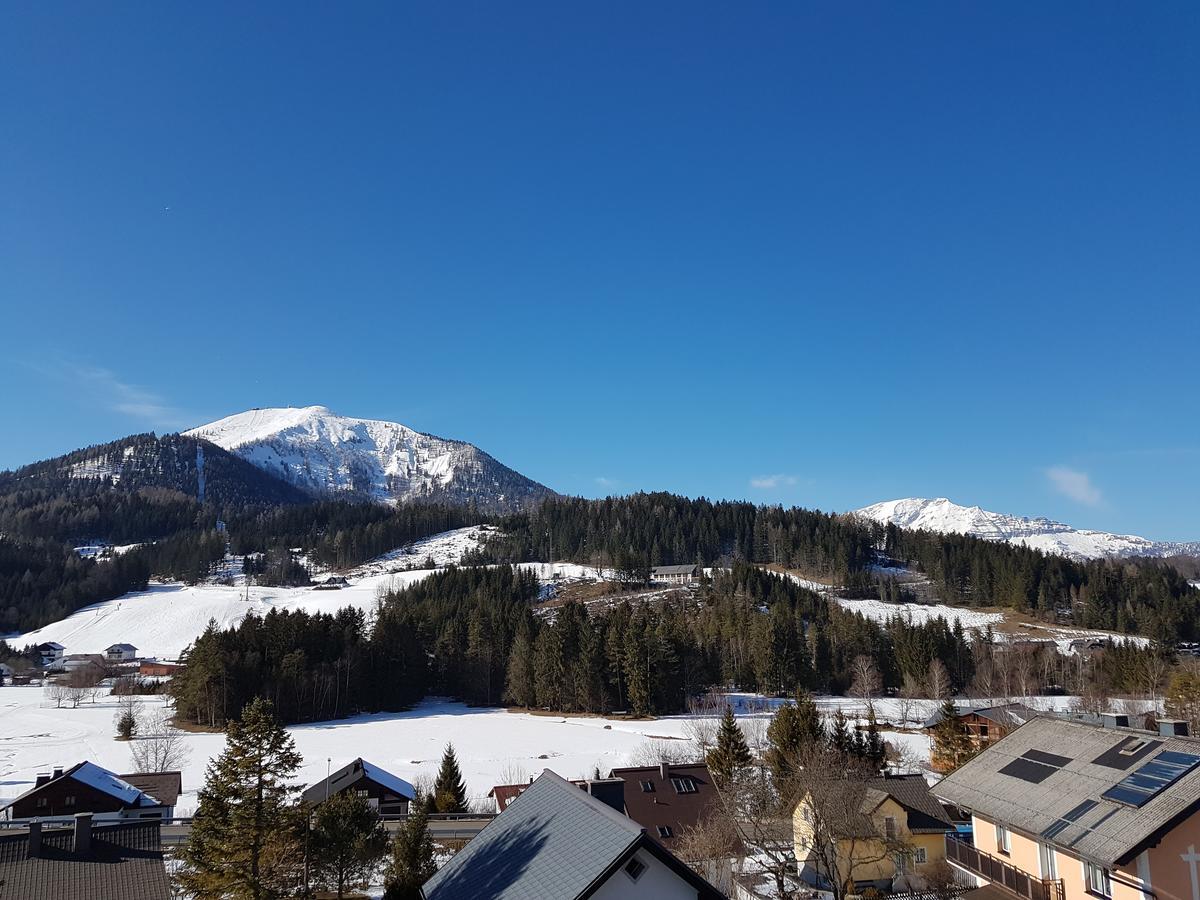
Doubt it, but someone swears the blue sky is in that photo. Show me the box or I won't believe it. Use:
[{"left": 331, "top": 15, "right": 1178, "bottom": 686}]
[{"left": 2, "top": 3, "right": 1197, "bottom": 539}]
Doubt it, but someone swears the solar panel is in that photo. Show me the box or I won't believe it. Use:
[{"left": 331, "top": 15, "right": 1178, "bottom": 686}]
[
  {"left": 1042, "top": 799, "right": 1098, "bottom": 840},
  {"left": 1092, "top": 736, "right": 1162, "bottom": 770},
  {"left": 1100, "top": 750, "right": 1200, "bottom": 808},
  {"left": 1000, "top": 758, "right": 1058, "bottom": 783},
  {"left": 1024, "top": 749, "right": 1072, "bottom": 768}
]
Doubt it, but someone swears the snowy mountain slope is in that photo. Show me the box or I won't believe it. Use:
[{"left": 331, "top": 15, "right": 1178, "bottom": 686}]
[
  {"left": 855, "top": 497, "right": 1200, "bottom": 561},
  {"left": 185, "top": 406, "right": 554, "bottom": 513}
]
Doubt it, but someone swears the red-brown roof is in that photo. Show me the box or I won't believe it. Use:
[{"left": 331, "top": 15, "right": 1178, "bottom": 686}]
[{"left": 607, "top": 763, "right": 718, "bottom": 846}]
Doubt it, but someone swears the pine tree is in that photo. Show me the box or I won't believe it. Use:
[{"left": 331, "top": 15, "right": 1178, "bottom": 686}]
[
  {"left": 931, "top": 698, "right": 976, "bottom": 771},
  {"left": 309, "top": 791, "right": 389, "bottom": 898},
  {"left": 707, "top": 705, "right": 754, "bottom": 783},
  {"left": 382, "top": 802, "right": 436, "bottom": 900},
  {"left": 432, "top": 743, "right": 468, "bottom": 813},
  {"left": 177, "top": 698, "right": 304, "bottom": 900},
  {"left": 829, "top": 708, "right": 852, "bottom": 755},
  {"left": 503, "top": 626, "right": 537, "bottom": 708},
  {"left": 865, "top": 706, "right": 886, "bottom": 770}
]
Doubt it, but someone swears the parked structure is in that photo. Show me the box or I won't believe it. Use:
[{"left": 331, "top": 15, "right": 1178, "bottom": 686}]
[
  {"left": 793, "top": 772, "right": 955, "bottom": 892},
  {"left": 0, "top": 816, "right": 170, "bottom": 900},
  {"left": 924, "top": 703, "right": 1042, "bottom": 772},
  {"left": 936, "top": 716, "right": 1200, "bottom": 900},
  {"left": 36, "top": 641, "right": 65, "bottom": 668},
  {"left": 1, "top": 762, "right": 176, "bottom": 821},
  {"left": 424, "top": 770, "right": 724, "bottom": 899},
  {"left": 104, "top": 643, "right": 139, "bottom": 663},
  {"left": 301, "top": 758, "right": 415, "bottom": 815},
  {"left": 650, "top": 564, "right": 701, "bottom": 584}
]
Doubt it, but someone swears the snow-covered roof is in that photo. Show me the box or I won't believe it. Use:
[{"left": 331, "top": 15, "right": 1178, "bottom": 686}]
[
  {"left": 360, "top": 760, "right": 416, "bottom": 800},
  {"left": 68, "top": 762, "right": 160, "bottom": 806}
]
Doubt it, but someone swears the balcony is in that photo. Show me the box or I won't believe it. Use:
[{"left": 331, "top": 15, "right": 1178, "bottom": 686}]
[{"left": 946, "top": 834, "right": 1064, "bottom": 900}]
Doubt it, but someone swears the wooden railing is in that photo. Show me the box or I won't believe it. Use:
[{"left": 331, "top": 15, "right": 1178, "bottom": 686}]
[{"left": 946, "top": 835, "right": 1064, "bottom": 900}]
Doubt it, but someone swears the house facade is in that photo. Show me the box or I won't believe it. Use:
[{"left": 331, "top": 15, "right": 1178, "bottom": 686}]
[
  {"left": 609, "top": 762, "right": 719, "bottom": 849},
  {"left": 936, "top": 717, "right": 1200, "bottom": 900},
  {"left": 301, "top": 758, "right": 415, "bottom": 815},
  {"left": 793, "top": 773, "right": 955, "bottom": 893},
  {"left": 651, "top": 564, "right": 701, "bottom": 584},
  {"left": 105, "top": 643, "right": 138, "bottom": 663},
  {"left": 2, "top": 762, "right": 175, "bottom": 821},
  {"left": 37, "top": 641, "right": 65, "bottom": 667}
]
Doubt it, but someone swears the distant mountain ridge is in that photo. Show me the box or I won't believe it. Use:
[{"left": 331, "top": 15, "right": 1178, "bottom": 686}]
[
  {"left": 185, "top": 406, "right": 554, "bottom": 514},
  {"left": 855, "top": 497, "right": 1200, "bottom": 561}
]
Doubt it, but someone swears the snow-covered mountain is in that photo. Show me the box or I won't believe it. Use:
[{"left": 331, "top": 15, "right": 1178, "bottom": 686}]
[
  {"left": 185, "top": 406, "right": 554, "bottom": 513},
  {"left": 854, "top": 497, "right": 1200, "bottom": 561}
]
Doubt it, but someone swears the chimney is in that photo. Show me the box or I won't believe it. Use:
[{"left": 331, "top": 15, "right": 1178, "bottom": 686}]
[
  {"left": 659, "top": 761, "right": 669, "bottom": 781},
  {"left": 34, "top": 772, "right": 52, "bottom": 788},
  {"left": 26, "top": 821, "right": 42, "bottom": 858},
  {"left": 51, "top": 767, "right": 63, "bottom": 781},
  {"left": 1158, "top": 719, "right": 1190, "bottom": 738},
  {"left": 73, "top": 813, "right": 92, "bottom": 855},
  {"left": 1101, "top": 713, "right": 1129, "bottom": 729}
]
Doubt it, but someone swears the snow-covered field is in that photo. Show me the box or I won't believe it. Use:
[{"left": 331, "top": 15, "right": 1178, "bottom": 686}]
[
  {"left": 0, "top": 687, "right": 947, "bottom": 816},
  {"left": 835, "top": 597, "right": 1005, "bottom": 631}
]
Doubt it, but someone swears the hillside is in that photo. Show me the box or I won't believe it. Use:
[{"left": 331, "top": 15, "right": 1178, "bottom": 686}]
[
  {"left": 186, "top": 406, "right": 554, "bottom": 513},
  {"left": 855, "top": 497, "right": 1200, "bottom": 561}
]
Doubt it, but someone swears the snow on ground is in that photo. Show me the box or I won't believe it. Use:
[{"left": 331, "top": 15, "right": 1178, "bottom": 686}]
[
  {"left": 352, "top": 525, "right": 497, "bottom": 575},
  {"left": 835, "top": 597, "right": 1005, "bottom": 631}
]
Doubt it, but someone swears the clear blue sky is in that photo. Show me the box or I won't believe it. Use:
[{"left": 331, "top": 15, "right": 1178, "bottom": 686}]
[{"left": 2, "top": 3, "right": 1197, "bottom": 540}]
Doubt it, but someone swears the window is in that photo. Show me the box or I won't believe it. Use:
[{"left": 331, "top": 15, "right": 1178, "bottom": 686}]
[
  {"left": 657, "top": 825, "right": 673, "bottom": 838},
  {"left": 995, "top": 823, "right": 1011, "bottom": 854},
  {"left": 64, "top": 795, "right": 75, "bottom": 807},
  {"left": 639, "top": 780, "right": 655, "bottom": 793},
  {"left": 884, "top": 816, "right": 897, "bottom": 840},
  {"left": 914, "top": 848, "right": 927, "bottom": 864},
  {"left": 355, "top": 788, "right": 369, "bottom": 798},
  {"left": 1086, "top": 862, "right": 1112, "bottom": 898},
  {"left": 36, "top": 797, "right": 48, "bottom": 809},
  {"left": 670, "top": 777, "right": 697, "bottom": 794},
  {"left": 979, "top": 724, "right": 990, "bottom": 738},
  {"left": 624, "top": 858, "right": 647, "bottom": 882},
  {"left": 1039, "top": 843, "right": 1059, "bottom": 880}
]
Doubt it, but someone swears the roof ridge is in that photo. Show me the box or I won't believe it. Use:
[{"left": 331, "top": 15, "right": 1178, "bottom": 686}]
[{"left": 536, "top": 770, "right": 644, "bottom": 833}]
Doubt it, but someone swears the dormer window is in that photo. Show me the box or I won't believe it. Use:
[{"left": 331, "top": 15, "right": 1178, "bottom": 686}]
[
  {"left": 670, "top": 777, "right": 697, "bottom": 794},
  {"left": 640, "top": 780, "right": 655, "bottom": 793}
]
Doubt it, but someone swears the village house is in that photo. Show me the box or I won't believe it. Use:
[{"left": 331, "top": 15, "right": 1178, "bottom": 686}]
[
  {"left": 424, "top": 770, "right": 725, "bottom": 900},
  {"left": 301, "top": 758, "right": 416, "bottom": 815},
  {"left": 935, "top": 716, "right": 1200, "bottom": 900},
  {"left": 37, "top": 641, "right": 65, "bottom": 668},
  {"left": 105, "top": 643, "right": 139, "bottom": 663},
  {"left": 608, "top": 762, "right": 719, "bottom": 848},
  {"left": 924, "top": 702, "right": 1042, "bottom": 772},
  {"left": 488, "top": 774, "right": 626, "bottom": 815},
  {"left": 793, "top": 772, "right": 955, "bottom": 893},
  {"left": 1, "top": 762, "right": 178, "bottom": 821},
  {"left": 0, "top": 816, "right": 171, "bottom": 900},
  {"left": 651, "top": 564, "right": 701, "bottom": 585},
  {"left": 139, "top": 659, "right": 185, "bottom": 677}
]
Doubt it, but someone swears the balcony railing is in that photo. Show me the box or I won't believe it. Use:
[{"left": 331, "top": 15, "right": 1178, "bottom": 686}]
[{"left": 946, "top": 834, "right": 1064, "bottom": 900}]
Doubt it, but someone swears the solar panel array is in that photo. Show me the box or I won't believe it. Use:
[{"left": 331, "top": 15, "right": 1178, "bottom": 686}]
[{"left": 1100, "top": 750, "right": 1200, "bottom": 808}]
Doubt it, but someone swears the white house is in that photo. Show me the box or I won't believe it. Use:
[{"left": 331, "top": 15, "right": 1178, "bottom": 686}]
[
  {"left": 650, "top": 564, "right": 700, "bottom": 585},
  {"left": 104, "top": 644, "right": 139, "bottom": 663},
  {"left": 36, "top": 642, "right": 65, "bottom": 668}
]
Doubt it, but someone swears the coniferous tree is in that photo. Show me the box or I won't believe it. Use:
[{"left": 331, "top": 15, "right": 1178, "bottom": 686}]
[
  {"left": 382, "top": 803, "right": 436, "bottom": 900},
  {"left": 177, "top": 698, "right": 304, "bottom": 900},
  {"left": 865, "top": 707, "right": 886, "bottom": 770},
  {"left": 309, "top": 791, "right": 389, "bottom": 899},
  {"left": 931, "top": 698, "right": 976, "bottom": 771},
  {"left": 707, "top": 705, "right": 754, "bottom": 783},
  {"left": 432, "top": 743, "right": 468, "bottom": 813},
  {"left": 829, "top": 709, "right": 852, "bottom": 755}
]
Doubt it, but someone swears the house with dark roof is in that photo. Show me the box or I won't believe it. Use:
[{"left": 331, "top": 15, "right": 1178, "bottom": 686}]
[
  {"left": 793, "top": 772, "right": 955, "bottom": 892},
  {"left": 37, "top": 641, "right": 65, "bottom": 667},
  {"left": 424, "top": 770, "right": 725, "bottom": 900},
  {"left": 488, "top": 776, "right": 626, "bottom": 815},
  {"left": 120, "top": 771, "right": 182, "bottom": 819},
  {"left": 0, "top": 814, "right": 170, "bottom": 900},
  {"left": 1, "top": 762, "right": 174, "bottom": 821},
  {"left": 608, "top": 762, "right": 720, "bottom": 848},
  {"left": 105, "top": 643, "right": 139, "bottom": 663},
  {"left": 301, "top": 758, "right": 416, "bottom": 815},
  {"left": 935, "top": 717, "right": 1200, "bottom": 900},
  {"left": 651, "top": 564, "right": 701, "bottom": 585},
  {"left": 923, "top": 703, "right": 1042, "bottom": 772}
]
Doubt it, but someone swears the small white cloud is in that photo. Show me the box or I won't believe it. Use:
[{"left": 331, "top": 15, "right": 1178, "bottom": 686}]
[
  {"left": 750, "top": 474, "right": 799, "bottom": 490},
  {"left": 62, "top": 363, "right": 190, "bottom": 431},
  {"left": 1045, "top": 466, "right": 1103, "bottom": 506},
  {"left": 594, "top": 476, "right": 618, "bottom": 488}
]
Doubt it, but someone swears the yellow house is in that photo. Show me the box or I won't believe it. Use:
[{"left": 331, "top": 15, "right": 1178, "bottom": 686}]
[
  {"left": 793, "top": 773, "right": 956, "bottom": 893},
  {"left": 936, "top": 716, "right": 1200, "bottom": 900}
]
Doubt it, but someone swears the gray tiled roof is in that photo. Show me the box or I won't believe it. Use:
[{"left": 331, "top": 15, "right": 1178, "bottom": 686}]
[
  {"left": 934, "top": 717, "right": 1200, "bottom": 866},
  {"left": 0, "top": 821, "right": 170, "bottom": 900},
  {"left": 423, "top": 770, "right": 645, "bottom": 900},
  {"left": 652, "top": 565, "right": 698, "bottom": 575},
  {"left": 922, "top": 702, "right": 1041, "bottom": 729}
]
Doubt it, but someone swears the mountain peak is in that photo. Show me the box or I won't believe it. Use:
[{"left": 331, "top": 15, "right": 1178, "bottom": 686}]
[
  {"left": 185, "top": 407, "right": 553, "bottom": 513},
  {"left": 854, "top": 497, "right": 1199, "bottom": 561}
]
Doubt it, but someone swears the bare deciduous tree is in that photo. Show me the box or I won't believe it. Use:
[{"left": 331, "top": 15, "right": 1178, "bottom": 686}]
[
  {"left": 130, "top": 707, "right": 191, "bottom": 773},
  {"left": 850, "top": 656, "right": 881, "bottom": 700},
  {"left": 926, "top": 659, "right": 952, "bottom": 701}
]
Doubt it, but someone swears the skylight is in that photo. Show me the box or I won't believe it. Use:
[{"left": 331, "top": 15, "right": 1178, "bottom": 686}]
[{"left": 1101, "top": 750, "right": 1200, "bottom": 808}]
